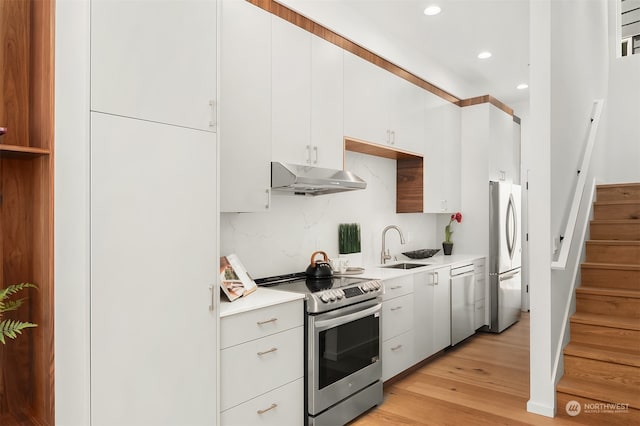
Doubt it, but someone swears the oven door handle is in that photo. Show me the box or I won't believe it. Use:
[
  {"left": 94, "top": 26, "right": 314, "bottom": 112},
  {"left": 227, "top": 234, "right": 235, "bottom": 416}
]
[{"left": 314, "top": 304, "right": 381, "bottom": 332}]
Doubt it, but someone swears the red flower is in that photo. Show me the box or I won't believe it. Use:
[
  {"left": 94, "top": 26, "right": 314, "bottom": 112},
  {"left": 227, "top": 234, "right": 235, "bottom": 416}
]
[{"left": 451, "top": 212, "right": 462, "bottom": 223}]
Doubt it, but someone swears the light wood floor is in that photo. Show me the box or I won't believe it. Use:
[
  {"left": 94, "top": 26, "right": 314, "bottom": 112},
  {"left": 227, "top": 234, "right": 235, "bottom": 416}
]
[{"left": 350, "top": 313, "right": 640, "bottom": 425}]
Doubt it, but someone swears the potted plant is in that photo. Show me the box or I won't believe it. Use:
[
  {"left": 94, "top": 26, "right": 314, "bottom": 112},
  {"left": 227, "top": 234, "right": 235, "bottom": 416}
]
[
  {"left": 0, "top": 283, "right": 38, "bottom": 344},
  {"left": 338, "top": 223, "right": 362, "bottom": 267},
  {"left": 443, "top": 212, "right": 462, "bottom": 255}
]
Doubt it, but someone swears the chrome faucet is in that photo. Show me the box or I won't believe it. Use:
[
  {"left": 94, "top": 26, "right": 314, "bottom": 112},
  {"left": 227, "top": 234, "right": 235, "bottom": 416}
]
[{"left": 381, "top": 225, "right": 406, "bottom": 264}]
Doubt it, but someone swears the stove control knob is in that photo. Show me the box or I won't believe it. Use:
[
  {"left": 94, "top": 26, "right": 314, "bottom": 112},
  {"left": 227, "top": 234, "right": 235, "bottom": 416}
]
[
  {"left": 360, "top": 285, "right": 369, "bottom": 292},
  {"left": 329, "top": 291, "right": 337, "bottom": 301},
  {"left": 336, "top": 290, "right": 344, "bottom": 299},
  {"left": 373, "top": 282, "right": 381, "bottom": 290},
  {"left": 320, "top": 293, "right": 330, "bottom": 303}
]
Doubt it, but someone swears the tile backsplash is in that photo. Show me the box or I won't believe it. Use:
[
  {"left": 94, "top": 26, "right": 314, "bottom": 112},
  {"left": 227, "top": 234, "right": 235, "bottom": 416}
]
[{"left": 220, "top": 151, "right": 439, "bottom": 278}]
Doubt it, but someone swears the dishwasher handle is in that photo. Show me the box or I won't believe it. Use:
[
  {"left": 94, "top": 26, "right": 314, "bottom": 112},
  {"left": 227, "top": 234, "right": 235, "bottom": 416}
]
[{"left": 451, "top": 264, "right": 474, "bottom": 276}]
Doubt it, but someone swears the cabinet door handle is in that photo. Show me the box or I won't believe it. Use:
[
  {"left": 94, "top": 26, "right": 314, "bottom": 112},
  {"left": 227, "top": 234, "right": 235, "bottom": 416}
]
[
  {"left": 389, "top": 285, "right": 402, "bottom": 290},
  {"left": 306, "top": 145, "right": 312, "bottom": 164},
  {"left": 265, "top": 189, "right": 270, "bottom": 210},
  {"left": 256, "top": 317, "right": 277, "bottom": 325},
  {"left": 313, "top": 146, "right": 318, "bottom": 164},
  {"left": 390, "top": 130, "right": 396, "bottom": 144},
  {"left": 391, "top": 344, "right": 403, "bottom": 351},
  {"left": 386, "top": 129, "right": 391, "bottom": 144},
  {"left": 390, "top": 306, "right": 403, "bottom": 311},
  {"left": 257, "top": 347, "right": 278, "bottom": 356},
  {"left": 208, "top": 99, "right": 216, "bottom": 129},
  {"left": 434, "top": 272, "right": 439, "bottom": 285},
  {"left": 257, "top": 403, "right": 278, "bottom": 414}
]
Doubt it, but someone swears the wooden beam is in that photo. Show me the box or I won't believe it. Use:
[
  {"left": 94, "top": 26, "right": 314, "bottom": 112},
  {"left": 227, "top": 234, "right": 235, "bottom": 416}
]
[
  {"left": 345, "top": 138, "right": 423, "bottom": 161},
  {"left": 456, "top": 95, "right": 514, "bottom": 116}
]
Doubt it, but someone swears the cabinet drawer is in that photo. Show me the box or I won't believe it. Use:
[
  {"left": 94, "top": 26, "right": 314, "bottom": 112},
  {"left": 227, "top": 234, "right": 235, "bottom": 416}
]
[
  {"left": 382, "top": 294, "right": 413, "bottom": 340},
  {"left": 221, "top": 326, "right": 303, "bottom": 411},
  {"left": 382, "top": 330, "right": 415, "bottom": 381},
  {"left": 382, "top": 277, "right": 414, "bottom": 301},
  {"left": 475, "top": 299, "right": 486, "bottom": 329},
  {"left": 221, "top": 300, "right": 303, "bottom": 349},
  {"left": 474, "top": 278, "right": 486, "bottom": 302},
  {"left": 221, "top": 378, "right": 304, "bottom": 426}
]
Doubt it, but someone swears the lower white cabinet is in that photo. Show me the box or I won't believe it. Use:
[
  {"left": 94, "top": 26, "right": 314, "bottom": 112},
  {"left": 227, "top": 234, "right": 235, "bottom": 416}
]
[
  {"left": 381, "top": 277, "right": 415, "bottom": 381},
  {"left": 432, "top": 266, "right": 451, "bottom": 352},
  {"left": 221, "top": 378, "right": 304, "bottom": 426},
  {"left": 220, "top": 299, "right": 304, "bottom": 425},
  {"left": 473, "top": 257, "right": 488, "bottom": 329},
  {"left": 382, "top": 330, "right": 415, "bottom": 381}
]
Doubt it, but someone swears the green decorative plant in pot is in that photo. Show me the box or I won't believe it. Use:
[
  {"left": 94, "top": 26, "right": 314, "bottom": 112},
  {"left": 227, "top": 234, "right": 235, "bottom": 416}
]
[
  {"left": 0, "top": 283, "right": 38, "bottom": 344},
  {"left": 443, "top": 212, "right": 462, "bottom": 255},
  {"left": 338, "top": 223, "right": 362, "bottom": 267}
]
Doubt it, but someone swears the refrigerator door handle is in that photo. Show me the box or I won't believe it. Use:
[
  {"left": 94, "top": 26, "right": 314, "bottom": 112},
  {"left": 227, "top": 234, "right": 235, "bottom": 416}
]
[
  {"left": 499, "top": 269, "right": 521, "bottom": 281},
  {"left": 506, "top": 193, "right": 517, "bottom": 260}
]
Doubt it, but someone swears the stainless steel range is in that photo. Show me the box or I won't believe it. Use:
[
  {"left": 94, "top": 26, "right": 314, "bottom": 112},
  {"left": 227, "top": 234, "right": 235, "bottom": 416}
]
[{"left": 256, "top": 273, "right": 384, "bottom": 426}]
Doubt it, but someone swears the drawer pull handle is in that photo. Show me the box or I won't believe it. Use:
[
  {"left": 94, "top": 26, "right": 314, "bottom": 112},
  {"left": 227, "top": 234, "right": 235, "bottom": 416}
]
[
  {"left": 257, "top": 318, "right": 278, "bottom": 325},
  {"left": 257, "top": 403, "right": 278, "bottom": 414},
  {"left": 389, "top": 285, "right": 402, "bottom": 290},
  {"left": 391, "top": 344, "right": 403, "bottom": 351},
  {"left": 257, "top": 347, "right": 278, "bottom": 356},
  {"left": 390, "top": 306, "right": 403, "bottom": 311}
]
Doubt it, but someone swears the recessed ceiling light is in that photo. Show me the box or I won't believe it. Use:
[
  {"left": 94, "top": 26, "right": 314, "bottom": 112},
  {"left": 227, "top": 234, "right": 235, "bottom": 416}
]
[
  {"left": 517, "top": 83, "right": 529, "bottom": 90},
  {"left": 477, "top": 51, "right": 492, "bottom": 59},
  {"left": 423, "top": 5, "right": 441, "bottom": 16}
]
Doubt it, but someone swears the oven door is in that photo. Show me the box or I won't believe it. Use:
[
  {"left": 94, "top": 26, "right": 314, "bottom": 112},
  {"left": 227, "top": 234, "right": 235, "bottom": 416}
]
[{"left": 308, "top": 299, "right": 382, "bottom": 415}]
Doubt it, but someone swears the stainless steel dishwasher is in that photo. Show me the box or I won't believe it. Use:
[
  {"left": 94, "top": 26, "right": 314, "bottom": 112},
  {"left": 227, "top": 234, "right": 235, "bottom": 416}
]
[{"left": 450, "top": 264, "right": 475, "bottom": 345}]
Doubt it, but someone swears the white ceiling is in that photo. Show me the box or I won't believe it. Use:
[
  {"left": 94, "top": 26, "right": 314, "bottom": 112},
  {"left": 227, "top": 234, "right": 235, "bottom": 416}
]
[{"left": 278, "top": 0, "right": 530, "bottom": 110}]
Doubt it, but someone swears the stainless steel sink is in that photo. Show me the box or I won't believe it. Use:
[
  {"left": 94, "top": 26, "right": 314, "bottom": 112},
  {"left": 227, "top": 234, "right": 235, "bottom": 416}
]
[{"left": 380, "top": 262, "right": 428, "bottom": 270}]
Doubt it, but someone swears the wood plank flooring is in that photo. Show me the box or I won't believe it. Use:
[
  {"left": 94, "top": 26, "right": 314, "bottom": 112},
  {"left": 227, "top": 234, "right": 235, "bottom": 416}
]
[{"left": 350, "top": 313, "right": 640, "bottom": 425}]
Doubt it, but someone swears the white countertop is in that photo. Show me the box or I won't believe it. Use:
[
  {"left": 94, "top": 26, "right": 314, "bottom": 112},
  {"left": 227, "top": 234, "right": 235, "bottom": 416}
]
[
  {"left": 343, "top": 253, "right": 485, "bottom": 281},
  {"left": 219, "top": 253, "right": 485, "bottom": 316},
  {"left": 219, "top": 286, "right": 305, "bottom": 318}
]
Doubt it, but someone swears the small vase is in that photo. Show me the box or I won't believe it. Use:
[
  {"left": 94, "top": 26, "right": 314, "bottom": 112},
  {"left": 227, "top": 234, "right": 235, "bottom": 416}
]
[{"left": 442, "top": 242, "right": 453, "bottom": 255}]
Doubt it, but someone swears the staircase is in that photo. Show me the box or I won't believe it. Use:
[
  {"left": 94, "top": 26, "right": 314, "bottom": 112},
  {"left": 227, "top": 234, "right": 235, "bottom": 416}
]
[{"left": 556, "top": 183, "right": 640, "bottom": 424}]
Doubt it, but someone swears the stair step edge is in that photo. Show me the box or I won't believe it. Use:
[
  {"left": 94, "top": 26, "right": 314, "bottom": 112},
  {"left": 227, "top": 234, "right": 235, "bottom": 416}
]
[
  {"left": 571, "top": 313, "right": 640, "bottom": 330},
  {"left": 590, "top": 219, "right": 640, "bottom": 223},
  {"left": 586, "top": 240, "right": 640, "bottom": 246},
  {"left": 594, "top": 200, "right": 640, "bottom": 205},
  {"left": 564, "top": 342, "right": 640, "bottom": 367},
  {"left": 557, "top": 376, "right": 640, "bottom": 409},
  {"left": 582, "top": 262, "right": 640, "bottom": 270},
  {"left": 577, "top": 287, "right": 640, "bottom": 298}
]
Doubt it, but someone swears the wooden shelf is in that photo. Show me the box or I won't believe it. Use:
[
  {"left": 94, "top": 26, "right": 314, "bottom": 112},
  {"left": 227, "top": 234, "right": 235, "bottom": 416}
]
[{"left": 0, "top": 144, "right": 50, "bottom": 158}]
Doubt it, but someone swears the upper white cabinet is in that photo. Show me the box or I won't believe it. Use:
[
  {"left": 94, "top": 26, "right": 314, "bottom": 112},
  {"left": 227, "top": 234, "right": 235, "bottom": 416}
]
[
  {"left": 488, "top": 105, "right": 518, "bottom": 182},
  {"left": 220, "top": 0, "right": 272, "bottom": 212},
  {"left": 90, "top": 112, "right": 218, "bottom": 425},
  {"left": 344, "top": 52, "right": 424, "bottom": 154},
  {"left": 271, "top": 17, "right": 312, "bottom": 165},
  {"left": 423, "top": 95, "right": 462, "bottom": 213},
  {"left": 310, "top": 36, "right": 344, "bottom": 170},
  {"left": 91, "top": 0, "right": 216, "bottom": 131}
]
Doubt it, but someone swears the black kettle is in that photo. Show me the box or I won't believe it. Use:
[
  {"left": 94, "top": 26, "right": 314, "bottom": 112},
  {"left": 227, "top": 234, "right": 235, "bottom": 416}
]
[{"left": 305, "top": 251, "right": 334, "bottom": 279}]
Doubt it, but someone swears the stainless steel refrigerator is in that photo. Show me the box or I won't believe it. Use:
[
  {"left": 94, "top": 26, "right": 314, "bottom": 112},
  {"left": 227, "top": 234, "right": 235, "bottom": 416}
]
[{"left": 487, "top": 181, "right": 522, "bottom": 333}]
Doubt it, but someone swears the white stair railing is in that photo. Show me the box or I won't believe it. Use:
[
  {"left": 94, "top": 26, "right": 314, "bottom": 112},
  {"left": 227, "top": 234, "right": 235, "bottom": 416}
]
[{"left": 551, "top": 99, "right": 604, "bottom": 271}]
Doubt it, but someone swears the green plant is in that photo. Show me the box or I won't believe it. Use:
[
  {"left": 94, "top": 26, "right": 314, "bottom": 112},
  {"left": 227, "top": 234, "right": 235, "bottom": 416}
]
[
  {"left": 339, "top": 223, "right": 361, "bottom": 254},
  {"left": 0, "top": 283, "right": 38, "bottom": 344},
  {"left": 444, "top": 212, "right": 463, "bottom": 243}
]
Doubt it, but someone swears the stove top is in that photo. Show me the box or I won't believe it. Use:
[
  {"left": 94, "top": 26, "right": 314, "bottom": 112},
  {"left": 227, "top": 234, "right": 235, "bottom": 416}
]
[{"left": 255, "top": 272, "right": 383, "bottom": 313}]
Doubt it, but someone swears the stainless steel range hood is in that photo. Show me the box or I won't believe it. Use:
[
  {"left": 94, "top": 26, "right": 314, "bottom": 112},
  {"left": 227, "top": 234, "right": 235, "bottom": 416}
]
[{"left": 271, "top": 162, "right": 366, "bottom": 196}]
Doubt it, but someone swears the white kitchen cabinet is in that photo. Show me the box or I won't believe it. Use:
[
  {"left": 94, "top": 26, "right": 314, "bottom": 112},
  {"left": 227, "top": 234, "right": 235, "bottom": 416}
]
[
  {"left": 488, "top": 105, "right": 517, "bottom": 182},
  {"left": 344, "top": 52, "right": 424, "bottom": 154},
  {"left": 310, "top": 35, "right": 344, "bottom": 170},
  {"left": 271, "top": 17, "right": 312, "bottom": 165},
  {"left": 412, "top": 271, "right": 434, "bottom": 361},
  {"left": 90, "top": 112, "right": 218, "bottom": 425},
  {"left": 473, "top": 257, "right": 488, "bottom": 329},
  {"left": 381, "top": 276, "right": 415, "bottom": 381},
  {"left": 91, "top": 0, "right": 216, "bottom": 131},
  {"left": 431, "top": 265, "right": 452, "bottom": 352},
  {"left": 423, "top": 96, "right": 462, "bottom": 213},
  {"left": 382, "top": 330, "right": 415, "bottom": 381},
  {"left": 220, "top": 299, "right": 304, "bottom": 425},
  {"left": 220, "top": 0, "right": 272, "bottom": 212}
]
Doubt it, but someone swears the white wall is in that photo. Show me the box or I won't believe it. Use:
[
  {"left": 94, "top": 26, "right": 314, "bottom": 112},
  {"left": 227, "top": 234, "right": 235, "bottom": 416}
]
[
  {"left": 54, "top": 0, "right": 91, "bottom": 424},
  {"left": 221, "top": 152, "right": 438, "bottom": 278}
]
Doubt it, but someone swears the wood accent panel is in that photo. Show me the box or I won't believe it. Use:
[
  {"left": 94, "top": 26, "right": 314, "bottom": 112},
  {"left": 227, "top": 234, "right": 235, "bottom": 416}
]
[
  {"left": 0, "top": 0, "right": 54, "bottom": 424},
  {"left": 246, "top": 0, "right": 461, "bottom": 104},
  {"left": 397, "top": 158, "right": 423, "bottom": 213},
  {"left": 344, "top": 138, "right": 422, "bottom": 161},
  {"left": 456, "top": 94, "right": 514, "bottom": 116}
]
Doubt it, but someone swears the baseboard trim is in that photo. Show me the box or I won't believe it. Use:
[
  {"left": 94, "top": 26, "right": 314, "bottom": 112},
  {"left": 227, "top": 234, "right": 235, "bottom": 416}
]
[{"left": 527, "top": 400, "right": 556, "bottom": 418}]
